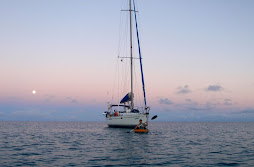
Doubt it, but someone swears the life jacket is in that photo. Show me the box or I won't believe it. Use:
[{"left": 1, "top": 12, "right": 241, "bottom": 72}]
[{"left": 138, "top": 123, "right": 145, "bottom": 129}]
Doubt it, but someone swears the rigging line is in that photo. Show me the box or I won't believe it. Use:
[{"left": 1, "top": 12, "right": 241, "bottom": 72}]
[
  {"left": 117, "top": 56, "right": 120, "bottom": 104},
  {"left": 120, "top": 52, "right": 129, "bottom": 99},
  {"left": 118, "top": 2, "right": 129, "bottom": 103},
  {"left": 114, "top": 1, "right": 126, "bottom": 104},
  {"left": 124, "top": 12, "right": 130, "bottom": 97},
  {"left": 124, "top": 59, "right": 130, "bottom": 96},
  {"left": 133, "top": 61, "right": 142, "bottom": 109},
  {"left": 117, "top": 5, "right": 122, "bottom": 57},
  {"left": 111, "top": 57, "right": 119, "bottom": 104},
  {"left": 120, "top": 4, "right": 129, "bottom": 60},
  {"left": 133, "top": 0, "right": 147, "bottom": 108},
  {"left": 121, "top": 10, "right": 129, "bottom": 97},
  {"left": 121, "top": 56, "right": 127, "bottom": 96}
]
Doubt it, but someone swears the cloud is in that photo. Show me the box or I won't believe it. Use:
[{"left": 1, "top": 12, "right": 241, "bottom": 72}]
[
  {"left": 186, "top": 101, "right": 216, "bottom": 111},
  {"left": 241, "top": 109, "right": 254, "bottom": 114},
  {"left": 224, "top": 98, "right": 232, "bottom": 106},
  {"left": 44, "top": 95, "right": 55, "bottom": 103},
  {"left": 66, "top": 97, "right": 79, "bottom": 104},
  {"left": 177, "top": 85, "right": 191, "bottom": 94},
  {"left": 205, "top": 101, "right": 218, "bottom": 109},
  {"left": 205, "top": 85, "right": 223, "bottom": 92},
  {"left": 234, "top": 108, "right": 254, "bottom": 115},
  {"left": 173, "top": 100, "right": 219, "bottom": 112},
  {"left": 0, "top": 112, "right": 5, "bottom": 116},
  {"left": 10, "top": 109, "right": 52, "bottom": 121},
  {"left": 0, "top": 96, "right": 22, "bottom": 104},
  {"left": 71, "top": 99, "right": 78, "bottom": 103},
  {"left": 0, "top": 100, "right": 107, "bottom": 121},
  {"left": 159, "top": 98, "right": 174, "bottom": 105},
  {"left": 7, "top": 96, "right": 20, "bottom": 101},
  {"left": 156, "top": 108, "right": 254, "bottom": 122}
]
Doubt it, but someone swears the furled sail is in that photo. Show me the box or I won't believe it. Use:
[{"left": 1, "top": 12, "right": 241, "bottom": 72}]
[
  {"left": 133, "top": 0, "right": 147, "bottom": 108},
  {"left": 120, "top": 92, "right": 134, "bottom": 103}
]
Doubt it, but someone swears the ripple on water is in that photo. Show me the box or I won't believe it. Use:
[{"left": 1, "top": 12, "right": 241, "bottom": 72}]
[{"left": 0, "top": 122, "right": 254, "bottom": 166}]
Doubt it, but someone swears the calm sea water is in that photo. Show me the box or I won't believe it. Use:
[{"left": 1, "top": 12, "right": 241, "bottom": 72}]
[{"left": 0, "top": 122, "right": 254, "bottom": 167}]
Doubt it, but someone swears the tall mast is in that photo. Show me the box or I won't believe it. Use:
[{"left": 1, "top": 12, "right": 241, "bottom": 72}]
[{"left": 129, "top": 0, "right": 134, "bottom": 110}]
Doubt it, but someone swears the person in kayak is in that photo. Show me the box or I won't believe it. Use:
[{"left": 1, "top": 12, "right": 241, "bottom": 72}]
[{"left": 135, "top": 119, "right": 148, "bottom": 129}]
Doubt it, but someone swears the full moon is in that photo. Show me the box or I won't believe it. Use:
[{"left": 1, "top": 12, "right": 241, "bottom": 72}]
[{"left": 32, "top": 90, "right": 36, "bottom": 94}]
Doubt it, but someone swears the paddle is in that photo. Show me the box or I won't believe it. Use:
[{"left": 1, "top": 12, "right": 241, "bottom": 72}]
[
  {"left": 127, "top": 129, "right": 134, "bottom": 133},
  {"left": 151, "top": 115, "right": 157, "bottom": 120}
]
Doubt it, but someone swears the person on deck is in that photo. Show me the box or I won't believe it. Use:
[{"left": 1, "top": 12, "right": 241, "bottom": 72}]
[{"left": 135, "top": 119, "right": 148, "bottom": 129}]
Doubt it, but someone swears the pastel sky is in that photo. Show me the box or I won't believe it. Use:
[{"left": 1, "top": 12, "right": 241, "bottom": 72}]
[{"left": 0, "top": 0, "right": 254, "bottom": 121}]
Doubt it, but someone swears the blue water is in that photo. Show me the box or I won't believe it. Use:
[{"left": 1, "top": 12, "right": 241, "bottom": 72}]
[{"left": 0, "top": 122, "right": 254, "bottom": 166}]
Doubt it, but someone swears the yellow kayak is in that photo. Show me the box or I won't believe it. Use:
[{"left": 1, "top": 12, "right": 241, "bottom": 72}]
[{"left": 134, "top": 129, "right": 148, "bottom": 133}]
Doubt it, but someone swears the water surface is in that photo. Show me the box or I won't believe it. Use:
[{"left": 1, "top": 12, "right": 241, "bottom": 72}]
[{"left": 0, "top": 122, "right": 254, "bottom": 166}]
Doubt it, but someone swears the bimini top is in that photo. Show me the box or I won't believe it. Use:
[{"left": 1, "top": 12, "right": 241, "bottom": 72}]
[
  {"left": 110, "top": 104, "right": 130, "bottom": 108},
  {"left": 120, "top": 92, "right": 134, "bottom": 103}
]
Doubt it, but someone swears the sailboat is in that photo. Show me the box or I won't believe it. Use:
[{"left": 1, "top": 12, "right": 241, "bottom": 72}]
[{"left": 103, "top": 0, "right": 150, "bottom": 128}]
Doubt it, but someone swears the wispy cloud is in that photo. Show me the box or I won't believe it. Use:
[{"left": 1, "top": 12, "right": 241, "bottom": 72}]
[
  {"left": 0, "top": 111, "right": 5, "bottom": 116},
  {"left": 173, "top": 100, "right": 219, "bottom": 112},
  {"left": 234, "top": 108, "right": 254, "bottom": 115},
  {"left": 0, "top": 102, "right": 106, "bottom": 121},
  {"left": 66, "top": 97, "right": 79, "bottom": 104},
  {"left": 10, "top": 109, "right": 52, "bottom": 121},
  {"left": 44, "top": 95, "right": 55, "bottom": 103},
  {"left": 187, "top": 101, "right": 217, "bottom": 111},
  {"left": 159, "top": 98, "right": 174, "bottom": 105},
  {"left": 241, "top": 109, "right": 254, "bottom": 114},
  {"left": 205, "top": 84, "right": 223, "bottom": 92},
  {"left": 224, "top": 98, "right": 233, "bottom": 106},
  {"left": 205, "top": 101, "right": 218, "bottom": 109},
  {"left": 177, "top": 85, "right": 191, "bottom": 94}
]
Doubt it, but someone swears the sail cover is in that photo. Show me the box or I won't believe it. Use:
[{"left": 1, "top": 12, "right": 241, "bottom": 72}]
[{"left": 120, "top": 92, "right": 133, "bottom": 103}]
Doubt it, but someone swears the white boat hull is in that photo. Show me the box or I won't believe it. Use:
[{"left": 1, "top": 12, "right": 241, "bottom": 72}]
[{"left": 106, "top": 113, "right": 148, "bottom": 128}]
